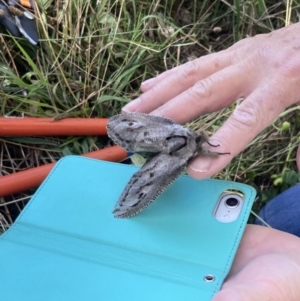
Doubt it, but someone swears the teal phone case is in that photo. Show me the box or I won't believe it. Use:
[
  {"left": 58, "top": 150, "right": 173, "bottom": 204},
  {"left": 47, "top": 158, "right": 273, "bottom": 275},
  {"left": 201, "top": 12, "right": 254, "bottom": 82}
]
[{"left": 0, "top": 156, "right": 256, "bottom": 301}]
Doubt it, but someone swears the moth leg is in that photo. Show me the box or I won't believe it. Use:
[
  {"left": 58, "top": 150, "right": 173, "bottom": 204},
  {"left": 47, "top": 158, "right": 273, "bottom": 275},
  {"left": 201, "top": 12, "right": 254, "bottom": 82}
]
[
  {"left": 197, "top": 149, "right": 220, "bottom": 158},
  {"left": 198, "top": 148, "right": 231, "bottom": 157}
]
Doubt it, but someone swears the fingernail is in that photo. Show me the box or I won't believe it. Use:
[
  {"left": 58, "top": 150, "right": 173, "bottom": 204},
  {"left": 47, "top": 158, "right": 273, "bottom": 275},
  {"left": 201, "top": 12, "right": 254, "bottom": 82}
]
[
  {"left": 141, "top": 78, "right": 155, "bottom": 87},
  {"left": 122, "top": 97, "right": 142, "bottom": 113},
  {"left": 190, "top": 157, "right": 212, "bottom": 173}
]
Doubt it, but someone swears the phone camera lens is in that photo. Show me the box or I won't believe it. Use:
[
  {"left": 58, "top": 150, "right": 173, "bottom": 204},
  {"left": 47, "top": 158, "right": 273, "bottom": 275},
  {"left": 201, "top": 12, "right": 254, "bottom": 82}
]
[{"left": 225, "top": 197, "right": 239, "bottom": 208}]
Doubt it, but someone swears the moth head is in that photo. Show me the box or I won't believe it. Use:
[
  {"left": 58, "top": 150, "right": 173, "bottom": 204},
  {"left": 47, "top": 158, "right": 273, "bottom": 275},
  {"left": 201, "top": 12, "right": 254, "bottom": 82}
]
[{"left": 195, "top": 131, "right": 209, "bottom": 149}]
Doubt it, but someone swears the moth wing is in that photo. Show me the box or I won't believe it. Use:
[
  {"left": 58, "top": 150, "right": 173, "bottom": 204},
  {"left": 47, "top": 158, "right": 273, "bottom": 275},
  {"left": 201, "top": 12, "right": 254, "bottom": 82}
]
[
  {"left": 108, "top": 112, "right": 177, "bottom": 129},
  {"left": 107, "top": 113, "right": 180, "bottom": 153},
  {"left": 113, "top": 153, "right": 188, "bottom": 218}
]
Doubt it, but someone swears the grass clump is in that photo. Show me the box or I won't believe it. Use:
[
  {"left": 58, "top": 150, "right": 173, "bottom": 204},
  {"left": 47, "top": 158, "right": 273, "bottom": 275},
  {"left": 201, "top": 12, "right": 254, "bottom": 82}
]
[{"left": 0, "top": 0, "right": 300, "bottom": 226}]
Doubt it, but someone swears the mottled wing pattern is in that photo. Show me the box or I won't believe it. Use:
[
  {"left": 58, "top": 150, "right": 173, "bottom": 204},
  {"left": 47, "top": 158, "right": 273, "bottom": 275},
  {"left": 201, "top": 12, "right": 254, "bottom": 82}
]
[
  {"left": 106, "top": 113, "right": 181, "bottom": 154},
  {"left": 113, "top": 153, "right": 188, "bottom": 218}
]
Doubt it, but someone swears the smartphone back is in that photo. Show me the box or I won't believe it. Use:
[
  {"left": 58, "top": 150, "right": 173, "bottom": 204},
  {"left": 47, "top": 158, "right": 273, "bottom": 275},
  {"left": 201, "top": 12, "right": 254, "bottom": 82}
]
[{"left": 0, "top": 156, "right": 256, "bottom": 301}]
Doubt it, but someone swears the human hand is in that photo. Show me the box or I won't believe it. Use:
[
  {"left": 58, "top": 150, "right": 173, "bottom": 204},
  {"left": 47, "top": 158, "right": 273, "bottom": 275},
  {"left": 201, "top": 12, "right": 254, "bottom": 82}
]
[
  {"left": 122, "top": 23, "right": 300, "bottom": 179},
  {"left": 213, "top": 225, "right": 300, "bottom": 301}
]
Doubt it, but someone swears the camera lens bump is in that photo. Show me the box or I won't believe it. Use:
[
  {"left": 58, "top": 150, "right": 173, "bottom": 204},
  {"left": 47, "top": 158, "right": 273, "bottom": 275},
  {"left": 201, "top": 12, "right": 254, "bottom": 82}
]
[{"left": 225, "top": 197, "right": 239, "bottom": 208}]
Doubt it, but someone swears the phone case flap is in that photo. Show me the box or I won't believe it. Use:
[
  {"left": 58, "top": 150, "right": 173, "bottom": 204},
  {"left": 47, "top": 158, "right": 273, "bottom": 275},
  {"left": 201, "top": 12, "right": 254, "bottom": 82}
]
[{"left": 0, "top": 156, "right": 256, "bottom": 301}]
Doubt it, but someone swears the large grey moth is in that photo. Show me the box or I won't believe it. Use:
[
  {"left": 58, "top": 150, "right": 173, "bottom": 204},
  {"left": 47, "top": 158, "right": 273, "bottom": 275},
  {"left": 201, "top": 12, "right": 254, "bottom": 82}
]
[{"left": 107, "top": 112, "right": 229, "bottom": 218}]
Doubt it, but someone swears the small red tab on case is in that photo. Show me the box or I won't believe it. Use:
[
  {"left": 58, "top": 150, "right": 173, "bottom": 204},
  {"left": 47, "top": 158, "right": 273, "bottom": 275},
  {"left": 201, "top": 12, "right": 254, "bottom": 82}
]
[{"left": 20, "top": 0, "right": 32, "bottom": 9}]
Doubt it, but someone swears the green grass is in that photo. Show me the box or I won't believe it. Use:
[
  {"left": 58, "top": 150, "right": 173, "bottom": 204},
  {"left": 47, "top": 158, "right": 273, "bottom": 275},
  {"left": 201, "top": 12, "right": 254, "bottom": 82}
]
[{"left": 1, "top": 0, "right": 300, "bottom": 228}]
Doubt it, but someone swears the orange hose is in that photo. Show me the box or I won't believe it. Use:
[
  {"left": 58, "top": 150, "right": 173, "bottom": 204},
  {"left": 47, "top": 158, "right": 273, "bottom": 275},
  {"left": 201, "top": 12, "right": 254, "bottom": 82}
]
[
  {"left": 0, "top": 146, "right": 127, "bottom": 197},
  {"left": 0, "top": 117, "right": 108, "bottom": 136}
]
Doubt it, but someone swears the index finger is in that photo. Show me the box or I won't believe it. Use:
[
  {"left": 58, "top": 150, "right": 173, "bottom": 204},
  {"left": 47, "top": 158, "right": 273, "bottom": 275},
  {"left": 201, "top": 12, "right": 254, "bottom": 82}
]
[{"left": 122, "top": 50, "right": 237, "bottom": 115}]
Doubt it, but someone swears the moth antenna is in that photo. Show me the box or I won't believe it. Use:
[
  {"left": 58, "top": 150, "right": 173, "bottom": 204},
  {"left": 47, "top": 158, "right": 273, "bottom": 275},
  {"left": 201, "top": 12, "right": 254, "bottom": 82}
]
[
  {"left": 207, "top": 142, "right": 230, "bottom": 155},
  {"left": 207, "top": 141, "right": 220, "bottom": 148}
]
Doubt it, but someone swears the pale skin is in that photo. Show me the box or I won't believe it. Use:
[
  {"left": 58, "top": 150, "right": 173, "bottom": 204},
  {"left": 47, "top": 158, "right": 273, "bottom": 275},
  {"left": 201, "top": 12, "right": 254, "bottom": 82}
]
[
  {"left": 213, "top": 225, "right": 300, "bottom": 301},
  {"left": 123, "top": 23, "right": 300, "bottom": 300}
]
